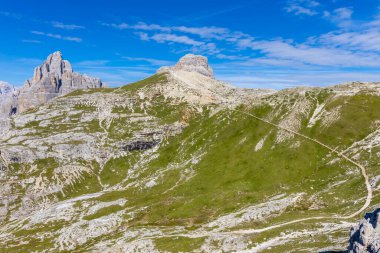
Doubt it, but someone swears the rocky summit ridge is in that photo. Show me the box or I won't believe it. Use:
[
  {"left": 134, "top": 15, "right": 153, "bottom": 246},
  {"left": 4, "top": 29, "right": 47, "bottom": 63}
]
[
  {"left": 0, "top": 51, "right": 102, "bottom": 118},
  {"left": 158, "top": 54, "right": 214, "bottom": 78},
  {"left": 156, "top": 54, "right": 274, "bottom": 104}
]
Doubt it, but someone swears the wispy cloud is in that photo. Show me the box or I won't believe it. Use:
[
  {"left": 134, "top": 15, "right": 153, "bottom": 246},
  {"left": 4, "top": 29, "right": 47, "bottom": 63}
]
[
  {"left": 76, "top": 60, "right": 109, "bottom": 67},
  {"left": 237, "top": 37, "right": 380, "bottom": 68},
  {"left": 101, "top": 6, "right": 380, "bottom": 74},
  {"left": 121, "top": 56, "right": 173, "bottom": 66},
  {"left": 323, "top": 7, "right": 353, "bottom": 28},
  {"left": 103, "top": 22, "right": 171, "bottom": 32},
  {"left": 103, "top": 21, "right": 244, "bottom": 41},
  {"left": 0, "top": 11, "right": 22, "bottom": 19},
  {"left": 136, "top": 32, "right": 220, "bottom": 55},
  {"left": 31, "top": 31, "right": 82, "bottom": 42},
  {"left": 51, "top": 21, "right": 85, "bottom": 30},
  {"left": 22, "top": 39, "right": 41, "bottom": 44},
  {"left": 147, "top": 33, "right": 204, "bottom": 46},
  {"left": 217, "top": 70, "right": 380, "bottom": 89},
  {"left": 15, "top": 58, "right": 43, "bottom": 65},
  {"left": 285, "top": 0, "right": 320, "bottom": 16}
]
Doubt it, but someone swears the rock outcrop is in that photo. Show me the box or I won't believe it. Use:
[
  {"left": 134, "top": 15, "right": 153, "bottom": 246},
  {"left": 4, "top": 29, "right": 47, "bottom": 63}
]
[
  {"left": 0, "top": 82, "right": 17, "bottom": 118},
  {"left": 0, "top": 81, "right": 14, "bottom": 95},
  {"left": 157, "top": 54, "right": 214, "bottom": 78},
  {"left": 173, "top": 54, "right": 214, "bottom": 78},
  {"left": 346, "top": 208, "right": 380, "bottom": 253},
  {"left": 15, "top": 51, "right": 102, "bottom": 113},
  {"left": 156, "top": 54, "right": 274, "bottom": 105},
  {"left": 0, "top": 52, "right": 103, "bottom": 119}
]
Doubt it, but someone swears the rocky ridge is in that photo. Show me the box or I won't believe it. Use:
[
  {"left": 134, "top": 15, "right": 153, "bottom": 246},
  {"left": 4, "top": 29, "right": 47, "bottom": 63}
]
[
  {"left": 156, "top": 54, "right": 275, "bottom": 105},
  {"left": 158, "top": 54, "right": 214, "bottom": 78}
]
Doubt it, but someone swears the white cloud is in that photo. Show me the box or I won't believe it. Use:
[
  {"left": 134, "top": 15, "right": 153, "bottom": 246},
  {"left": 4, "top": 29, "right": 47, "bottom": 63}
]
[
  {"left": 121, "top": 56, "right": 173, "bottom": 66},
  {"left": 102, "top": 8, "right": 380, "bottom": 72},
  {"left": 217, "top": 70, "right": 380, "bottom": 89},
  {"left": 135, "top": 32, "right": 150, "bottom": 41},
  {"left": 151, "top": 33, "right": 203, "bottom": 46},
  {"left": 0, "top": 11, "right": 22, "bottom": 19},
  {"left": 31, "top": 31, "right": 82, "bottom": 42},
  {"left": 237, "top": 38, "right": 380, "bottom": 68},
  {"left": 104, "top": 22, "right": 246, "bottom": 41},
  {"left": 316, "top": 30, "right": 380, "bottom": 52},
  {"left": 51, "top": 21, "right": 85, "bottom": 30},
  {"left": 215, "top": 54, "right": 247, "bottom": 60},
  {"left": 15, "top": 58, "right": 43, "bottom": 65},
  {"left": 103, "top": 22, "right": 170, "bottom": 32},
  {"left": 285, "top": 0, "right": 320, "bottom": 16},
  {"left": 324, "top": 7, "right": 353, "bottom": 28},
  {"left": 22, "top": 39, "right": 41, "bottom": 44},
  {"left": 76, "top": 60, "right": 110, "bottom": 67}
]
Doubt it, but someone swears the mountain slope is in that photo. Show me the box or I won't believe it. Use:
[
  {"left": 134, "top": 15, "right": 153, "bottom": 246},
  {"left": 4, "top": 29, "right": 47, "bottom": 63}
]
[{"left": 0, "top": 55, "right": 380, "bottom": 252}]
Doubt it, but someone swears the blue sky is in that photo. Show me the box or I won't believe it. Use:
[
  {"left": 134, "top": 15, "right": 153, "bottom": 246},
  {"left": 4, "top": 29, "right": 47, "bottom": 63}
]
[{"left": 1, "top": 0, "right": 380, "bottom": 89}]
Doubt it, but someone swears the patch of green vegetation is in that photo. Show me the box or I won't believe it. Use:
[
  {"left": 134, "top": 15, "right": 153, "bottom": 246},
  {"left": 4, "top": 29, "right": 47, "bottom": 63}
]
[
  {"left": 120, "top": 73, "right": 168, "bottom": 92},
  {"left": 86, "top": 119, "right": 101, "bottom": 133},
  {"left": 83, "top": 204, "right": 124, "bottom": 220},
  {"left": 312, "top": 93, "right": 380, "bottom": 148},
  {"left": 73, "top": 104, "right": 97, "bottom": 111},
  {"left": 64, "top": 87, "right": 115, "bottom": 97},
  {"left": 100, "top": 154, "right": 139, "bottom": 186},
  {"left": 13, "top": 220, "right": 67, "bottom": 237},
  {"left": 7, "top": 220, "right": 68, "bottom": 252},
  {"left": 154, "top": 236, "right": 205, "bottom": 253},
  {"left": 23, "top": 120, "right": 41, "bottom": 128}
]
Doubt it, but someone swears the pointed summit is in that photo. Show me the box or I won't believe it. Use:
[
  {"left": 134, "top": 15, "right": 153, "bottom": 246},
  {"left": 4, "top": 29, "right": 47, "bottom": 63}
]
[
  {"left": 16, "top": 51, "right": 102, "bottom": 113},
  {"left": 158, "top": 54, "right": 214, "bottom": 79},
  {"left": 31, "top": 51, "right": 73, "bottom": 84}
]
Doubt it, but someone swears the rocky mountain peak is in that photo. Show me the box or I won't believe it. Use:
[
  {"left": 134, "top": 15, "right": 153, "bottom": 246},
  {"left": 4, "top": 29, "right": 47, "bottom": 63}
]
[
  {"left": 31, "top": 51, "right": 73, "bottom": 84},
  {"left": 173, "top": 54, "right": 214, "bottom": 78},
  {"left": 12, "top": 51, "right": 103, "bottom": 114},
  {"left": 158, "top": 54, "right": 214, "bottom": 79}
]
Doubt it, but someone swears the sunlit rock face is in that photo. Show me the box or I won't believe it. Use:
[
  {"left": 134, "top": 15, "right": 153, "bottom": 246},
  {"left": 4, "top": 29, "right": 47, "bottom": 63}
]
[
  {"left": 158, "top": 54, "right": 214, "bottom": 78},
  {"left": 17, "top": 51, "right": 103, "bottom": 113},
  {"left": 0, "top": 82, "right": 17, "bottom": 118}
]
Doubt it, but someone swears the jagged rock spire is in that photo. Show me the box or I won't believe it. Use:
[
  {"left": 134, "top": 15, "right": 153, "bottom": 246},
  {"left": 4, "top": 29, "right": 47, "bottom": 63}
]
[
  {"left": 16, "top": 51, "right": 103, "bottom": 113},
  {"left": 31, "top": 51, "right": 73, "bottom": 84}
]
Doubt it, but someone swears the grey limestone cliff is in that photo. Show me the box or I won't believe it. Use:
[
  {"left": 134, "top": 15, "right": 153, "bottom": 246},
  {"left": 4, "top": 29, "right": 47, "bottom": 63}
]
[{"left": 0, "top": 51, "right": 102, "bottom": 117}]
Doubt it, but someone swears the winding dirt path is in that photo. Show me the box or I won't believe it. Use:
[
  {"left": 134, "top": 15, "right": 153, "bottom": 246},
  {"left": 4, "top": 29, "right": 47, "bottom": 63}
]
[{"left": 228, "top": 109, "right": 372, "bottom": 234}]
